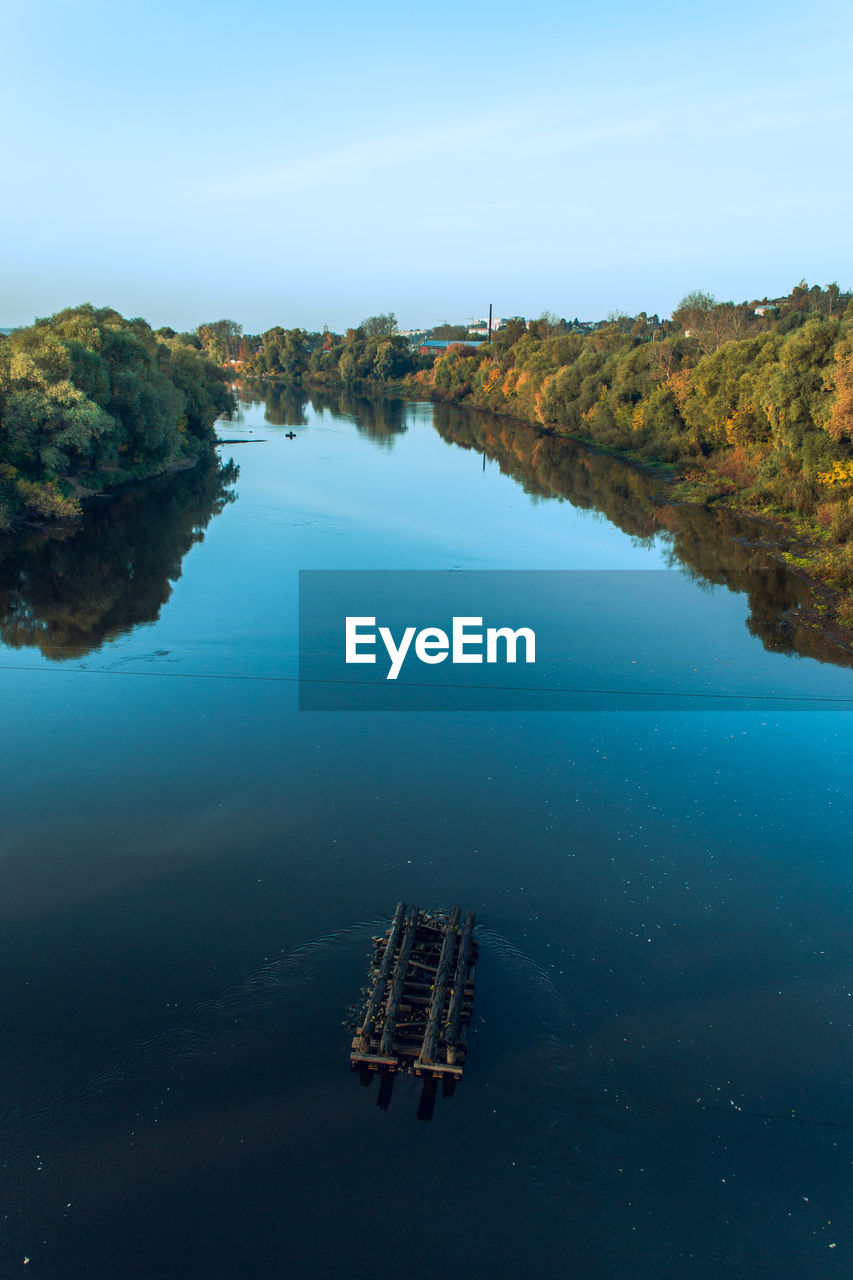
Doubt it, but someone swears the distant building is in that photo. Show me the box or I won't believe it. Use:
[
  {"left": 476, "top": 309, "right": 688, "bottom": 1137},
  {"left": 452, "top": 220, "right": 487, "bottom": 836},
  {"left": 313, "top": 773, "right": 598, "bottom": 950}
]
[{"left": 468, "top": 318, "right": 506, "bottom": 337}]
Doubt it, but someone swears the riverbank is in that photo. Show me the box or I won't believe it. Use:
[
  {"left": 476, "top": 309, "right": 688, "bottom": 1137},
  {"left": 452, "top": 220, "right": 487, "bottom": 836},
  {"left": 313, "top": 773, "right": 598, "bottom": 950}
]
[
  {"left": 69, "top": 453, "right": 200, "bottom": 497},
  {"left": 1, "top": 453, "right": 204, "bottom": 538},
  {"left": 248, "top": 301, "right": 848, "bottom": 642},
  {"left": 299, "top": 372, "right": 853, "bottom": 652}
]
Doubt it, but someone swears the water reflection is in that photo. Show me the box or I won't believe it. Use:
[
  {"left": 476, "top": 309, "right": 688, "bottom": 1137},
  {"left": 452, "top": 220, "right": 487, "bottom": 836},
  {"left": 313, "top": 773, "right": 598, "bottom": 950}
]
[
  {"left": 1, "top": 392, "right": 850, "bottom": 671},
  {"left": 0, "top": 455, "right": 238, "bottom": 660},
  {"left": 235, "top": 381, "right": 310, "bottom": 428},
  {"left": 315, "top": 391, "right": 407, "bottom": 446},
  {"left": 431, "top": 404, "right": 853, "bottom": 670},
  {"left": 236, "top": 381, "right": 408, "bottom": 446},
  {"left": 353, "top": 1068, "right": 444, "bottom": 1119}
]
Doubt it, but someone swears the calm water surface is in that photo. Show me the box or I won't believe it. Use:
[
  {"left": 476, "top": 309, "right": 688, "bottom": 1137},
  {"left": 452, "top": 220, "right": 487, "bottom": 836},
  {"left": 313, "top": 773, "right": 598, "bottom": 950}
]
[{"left": 1, "top": 392, "right": 852, "bottom": 1279}]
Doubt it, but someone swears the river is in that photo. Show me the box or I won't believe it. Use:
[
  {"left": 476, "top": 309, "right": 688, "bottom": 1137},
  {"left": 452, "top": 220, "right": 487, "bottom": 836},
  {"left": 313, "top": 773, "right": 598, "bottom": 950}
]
[{"left": 1, "top": 389, "right": 852, "bottom": 1278}]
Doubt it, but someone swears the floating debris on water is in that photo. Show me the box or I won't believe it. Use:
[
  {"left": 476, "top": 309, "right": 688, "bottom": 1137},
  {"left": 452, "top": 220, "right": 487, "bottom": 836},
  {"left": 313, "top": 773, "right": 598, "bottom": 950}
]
[{"left": 350, "top": 903, "right": 478, "bottom": 1104}]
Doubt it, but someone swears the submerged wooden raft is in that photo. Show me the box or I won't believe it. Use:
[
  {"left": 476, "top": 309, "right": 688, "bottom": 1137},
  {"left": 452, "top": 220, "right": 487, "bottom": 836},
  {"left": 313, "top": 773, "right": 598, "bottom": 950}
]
[{"left": 351, "top": 903, "right": 478, "bottom": 1080}]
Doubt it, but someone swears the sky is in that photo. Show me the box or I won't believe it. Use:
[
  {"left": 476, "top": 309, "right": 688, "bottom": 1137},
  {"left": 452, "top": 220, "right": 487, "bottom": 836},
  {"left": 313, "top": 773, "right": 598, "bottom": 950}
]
[{"left": 2, "top": 0, "right": 852, "bottom": 333}]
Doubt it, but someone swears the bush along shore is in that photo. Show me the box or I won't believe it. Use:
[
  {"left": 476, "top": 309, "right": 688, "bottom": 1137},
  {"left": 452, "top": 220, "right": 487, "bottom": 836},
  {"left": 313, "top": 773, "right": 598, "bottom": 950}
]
[
  {"left": 0, "top": 305, "right": 234, "bottom": 532},
  {"left": 235, "top": 291, "right": 853, "bottom": 638},
  {"left": 412, "top": 317, "right": 853, "bottom": 638}
]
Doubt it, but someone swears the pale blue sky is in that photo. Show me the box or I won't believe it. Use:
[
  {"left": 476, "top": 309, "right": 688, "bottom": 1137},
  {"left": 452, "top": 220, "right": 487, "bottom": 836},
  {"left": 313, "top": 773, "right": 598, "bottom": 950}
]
[{"left": 2, "top": 0, "right": 851, "bottom": 332}]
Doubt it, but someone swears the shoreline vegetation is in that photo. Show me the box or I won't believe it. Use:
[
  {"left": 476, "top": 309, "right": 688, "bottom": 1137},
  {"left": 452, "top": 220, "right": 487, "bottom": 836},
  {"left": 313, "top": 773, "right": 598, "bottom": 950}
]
[
  {"left": 230, "top": 287, "right": 853, "bottom": 640},
  {"left": 2, "top": 288, "right": 852, "bottom": 645},
  {"left": 0, "top": 305, "right": 233, "bottom": 532}
]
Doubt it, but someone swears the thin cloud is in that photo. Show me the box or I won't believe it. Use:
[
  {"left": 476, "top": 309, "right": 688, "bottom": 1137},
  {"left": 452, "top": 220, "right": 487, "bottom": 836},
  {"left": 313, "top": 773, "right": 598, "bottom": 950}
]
[{"left": 207, "top": 109, "right": 665, "bottom": 201}]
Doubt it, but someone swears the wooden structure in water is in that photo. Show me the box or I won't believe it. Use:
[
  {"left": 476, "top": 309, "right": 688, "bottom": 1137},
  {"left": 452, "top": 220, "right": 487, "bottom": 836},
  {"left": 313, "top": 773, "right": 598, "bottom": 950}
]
[{"left": 351, "top": 903, "right": 478, "bottom": 1081}]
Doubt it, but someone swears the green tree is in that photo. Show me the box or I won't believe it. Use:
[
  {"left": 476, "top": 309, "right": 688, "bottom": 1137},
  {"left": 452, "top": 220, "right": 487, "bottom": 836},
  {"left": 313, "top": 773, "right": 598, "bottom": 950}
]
[
  {"left": 0, "top": 304, "right": 235, "bottom": 528},
  {"left": 358, "top": 313, "right": 397, "bottom": 339}
]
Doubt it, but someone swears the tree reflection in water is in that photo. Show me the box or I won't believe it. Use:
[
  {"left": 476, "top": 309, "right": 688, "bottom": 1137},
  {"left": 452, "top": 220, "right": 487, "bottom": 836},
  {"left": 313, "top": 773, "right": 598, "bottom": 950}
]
[
  {"left": 431, "top": 404, "right": 853, "bottom": 670},
  {"left": 236, "top": 382, "right": 407, "bottom": 447},
  {"left": 2, "top": 393, "right": 850, "bottom": 671},
  {"left": 0, "top": 455, "right": 238, "bottom": 660}
]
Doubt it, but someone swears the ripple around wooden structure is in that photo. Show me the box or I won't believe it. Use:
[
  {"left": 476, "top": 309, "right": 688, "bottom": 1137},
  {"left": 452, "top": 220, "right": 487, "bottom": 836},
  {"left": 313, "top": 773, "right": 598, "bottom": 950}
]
[{"left": 351, "top": 903, "right": 478, "bottom": 1081}]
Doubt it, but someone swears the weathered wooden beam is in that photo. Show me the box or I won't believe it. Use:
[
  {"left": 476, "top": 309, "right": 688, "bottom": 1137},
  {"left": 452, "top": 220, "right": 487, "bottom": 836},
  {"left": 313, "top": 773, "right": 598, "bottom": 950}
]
[
  {"left": 355, "top": 901, "right": 405, "bottom": 1052},
  {"left": 350, "top": 1051, "right": 399, "bottom": 1070},
  {"left": 398, "top": 984, "right": 473, "bottom": 1005},
  {"left": 418, "top": 1061, "right": 464, "bottom": 1078},
  {"left": 444, "top": 910, "right": 476, "bottom": 1066},
  {"left": 415, "top": 906, "right": 460, "bottom": 1070},
  {"left": 378, "top": 905, "right": 419, "bottom": 1057}
]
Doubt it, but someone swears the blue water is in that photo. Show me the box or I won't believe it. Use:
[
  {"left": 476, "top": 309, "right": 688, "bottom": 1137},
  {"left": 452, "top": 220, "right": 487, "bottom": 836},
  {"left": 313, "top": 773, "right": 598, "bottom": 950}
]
[{"left": 1, "top": 393, "right": 852, "bottom": 1278}]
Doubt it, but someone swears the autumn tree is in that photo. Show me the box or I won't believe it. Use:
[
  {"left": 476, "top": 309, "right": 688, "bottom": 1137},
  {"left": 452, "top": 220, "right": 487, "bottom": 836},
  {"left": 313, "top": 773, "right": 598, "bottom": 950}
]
[
  {"left": 196, "top": 320, "right": 243, "bottom": 363},
  {"left": 824, "top": 334, "right": 853, "bottom": 441}
]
